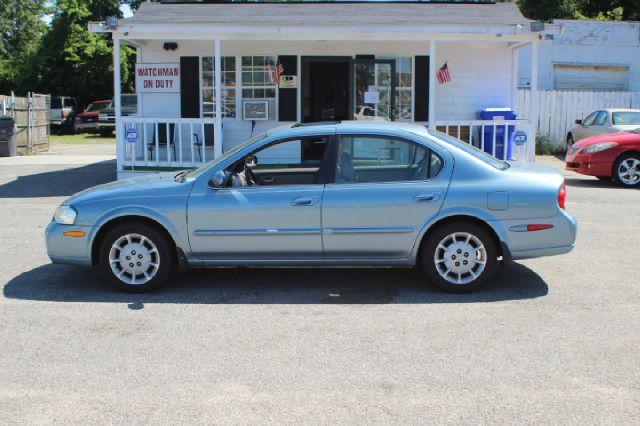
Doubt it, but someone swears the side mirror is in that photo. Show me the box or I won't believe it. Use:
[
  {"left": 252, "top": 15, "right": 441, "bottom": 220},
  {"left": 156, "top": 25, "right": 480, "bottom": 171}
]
[
  {"left": 209, "top": 170, "right": 227, "bottom": 189},
  {"left": 575, "top": 119, "right": 582, "bottom": 125}
]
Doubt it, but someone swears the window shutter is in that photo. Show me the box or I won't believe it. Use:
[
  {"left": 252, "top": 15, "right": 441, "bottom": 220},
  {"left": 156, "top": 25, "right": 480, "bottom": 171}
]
[
  {"left": 278, "top": 55, "right": 297, "bottom": 122},
  {"left": 414, "top": 56, "right": 430, "bottom": 122},
  {"left": 180, "top": 56, "right": 200, "bottom": 119}
]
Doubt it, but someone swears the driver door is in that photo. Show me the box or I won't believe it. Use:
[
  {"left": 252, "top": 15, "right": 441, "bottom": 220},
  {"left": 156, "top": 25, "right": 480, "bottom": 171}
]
[{"left": 187, "top": 134, "right": 333, "bottom": 260}]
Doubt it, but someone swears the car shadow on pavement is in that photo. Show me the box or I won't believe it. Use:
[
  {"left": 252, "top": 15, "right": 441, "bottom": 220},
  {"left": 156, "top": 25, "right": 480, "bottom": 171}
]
[
  {"left": 4, "top": 262, "right": 548, "bottom": 305},
  {"left": 0, "top": 160, "right": 116, "bottom": 198}
]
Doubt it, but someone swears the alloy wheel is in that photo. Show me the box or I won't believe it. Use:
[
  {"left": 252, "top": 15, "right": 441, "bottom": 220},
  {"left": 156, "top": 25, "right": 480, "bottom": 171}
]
[
  {"left": 617, "top": 158, "right": 640, "bottom": 186},
  {"left": 109, "top": 233, "right": 160, "bottom": 285},
  {"left": 433, "top": 232, "right": 487, "bottom": 285}
]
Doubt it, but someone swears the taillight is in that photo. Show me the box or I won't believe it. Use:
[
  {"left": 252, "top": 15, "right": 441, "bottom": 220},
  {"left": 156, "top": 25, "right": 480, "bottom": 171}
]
[
  {"left": 558, "top": 184, "right": 566, "bottom": 210},
  {"left": 61, "top": 110, "right": 67, "bottom": 119}
]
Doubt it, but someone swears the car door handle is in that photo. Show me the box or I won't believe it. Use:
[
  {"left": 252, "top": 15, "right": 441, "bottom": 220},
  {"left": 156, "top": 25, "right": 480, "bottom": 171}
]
[
  {"left": 291, "top": 196, "right": 319, "bottom": 206},
  {"left": 261, "top": 176, "right": 274, "bottom": 183},
  {"left": 413, "top": 192, "right": 441, "bottom": 203}
]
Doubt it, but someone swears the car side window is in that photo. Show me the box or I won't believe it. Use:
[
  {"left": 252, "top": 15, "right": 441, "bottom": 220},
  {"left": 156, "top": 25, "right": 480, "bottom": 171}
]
[
  {"left": 227, "top": 135, "right": 330, "bottom": 187},
  {"left": 582, "top": 111, "right": 599, "bottom": 126},
  {"left": 333, "top": 135, "right": 442, "bottom": 184},
  {"left": 594, "top": 111, "right": 608, "bottom": 126}
]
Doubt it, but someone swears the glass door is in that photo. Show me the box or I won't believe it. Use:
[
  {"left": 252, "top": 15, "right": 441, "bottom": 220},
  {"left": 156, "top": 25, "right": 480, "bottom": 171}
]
[{"left": 353, "top": 59, "right": 396, "bottom": 121}]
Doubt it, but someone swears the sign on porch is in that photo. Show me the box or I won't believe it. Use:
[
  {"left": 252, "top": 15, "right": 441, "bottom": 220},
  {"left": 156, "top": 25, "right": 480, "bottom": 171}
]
[{"left": 135, "top": 63, "right": 181, "bottom": 93}]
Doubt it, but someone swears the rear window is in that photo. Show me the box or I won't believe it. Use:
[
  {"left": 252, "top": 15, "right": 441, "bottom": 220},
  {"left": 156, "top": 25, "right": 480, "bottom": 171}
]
[
  {"left": 429, "top": 130, "right": 509, "bottom": 170},
  {"left": 63, "top": 98, "right": 76, "bottom": 108},
  {"left": 612, "top": 111, "right": 640, "bottom": 125},
  {"left": 51, "top": 98, "right": 62, "bottom": 109}
]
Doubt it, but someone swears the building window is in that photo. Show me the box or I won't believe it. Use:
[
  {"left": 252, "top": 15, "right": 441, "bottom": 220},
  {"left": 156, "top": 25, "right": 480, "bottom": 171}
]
[
  {"left": 202, "top": 56, "right": 236, "bottom": 118},
  {"left": 382, "top": 57, "right": 413, "bottom": 122},
  {"left": 242, "top": 55, "right": 277, "bottom": 120}
]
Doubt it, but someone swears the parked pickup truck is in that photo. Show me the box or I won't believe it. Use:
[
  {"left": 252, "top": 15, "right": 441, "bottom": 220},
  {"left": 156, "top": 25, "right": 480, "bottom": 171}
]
[
  {"left": 75, "top": 100, "right": 111, "bottom": 133},
  {"left": 98, "top": 95, "right": 137, "bottom": 136},
  {"left": 50, "top": 96, "right": 78, "bottom": 134}
]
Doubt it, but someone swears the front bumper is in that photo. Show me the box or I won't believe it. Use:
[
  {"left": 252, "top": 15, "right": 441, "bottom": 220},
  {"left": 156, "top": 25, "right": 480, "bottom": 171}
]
[
  {"left": 565, "top": 150, "right": 613, "bottom": 177},
  {"left": 98, "top": 121, "right": 115, "bottom": 129},
  {"left": 45, "top": 221, "right": 93, "bottom": 266}
]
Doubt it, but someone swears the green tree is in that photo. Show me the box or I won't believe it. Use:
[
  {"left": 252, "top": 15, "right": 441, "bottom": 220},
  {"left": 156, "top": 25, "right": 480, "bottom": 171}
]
[
  {"left": 23, "top": 0, "right": 135, "bottom": 106},
  {"left": 0, "top": 0, "right": 48, "bottom": 94}
]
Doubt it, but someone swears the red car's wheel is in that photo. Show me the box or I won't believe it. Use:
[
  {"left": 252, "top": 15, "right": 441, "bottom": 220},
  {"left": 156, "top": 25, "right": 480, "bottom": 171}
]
[{"left": 613, "top": 153, "right": 640, "bottom": 188}]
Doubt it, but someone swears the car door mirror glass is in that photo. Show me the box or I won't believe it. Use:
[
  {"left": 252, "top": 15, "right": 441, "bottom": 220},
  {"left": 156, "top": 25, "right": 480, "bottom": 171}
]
[
  {"left": 575, "top": 119, "right": 582, "bottom": 125},
  {"left": 209, "top": 170, "right": 227, "bottom": 188}
]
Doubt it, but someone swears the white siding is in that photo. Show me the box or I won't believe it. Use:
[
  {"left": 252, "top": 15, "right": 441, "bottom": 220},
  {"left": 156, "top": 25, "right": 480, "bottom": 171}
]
[
  {"left": 519, "top": 20, "right": 640, "bottom": 91},
  {"left": 434, "top": 42, "right": 515, "bottom": 120}
]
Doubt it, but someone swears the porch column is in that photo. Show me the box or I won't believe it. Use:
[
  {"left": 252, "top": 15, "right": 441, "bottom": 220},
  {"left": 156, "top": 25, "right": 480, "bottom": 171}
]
[
  {"left": 529, "top": 41, "right": 539, "bottom": 162},
  {"left": 214, "top": 40, "right": 223, "bottom": 159},
  {"left": 428, "top": 40, "right": 436, "bottom": 129},
  {"left": 113, "top": 37, "right": 123, "bottom": 171}
]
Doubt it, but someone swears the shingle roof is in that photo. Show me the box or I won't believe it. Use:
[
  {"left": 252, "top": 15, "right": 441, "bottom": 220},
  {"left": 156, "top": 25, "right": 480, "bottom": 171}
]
[{"left": 125, "top": 2, "right": 531, "bottom": 27}]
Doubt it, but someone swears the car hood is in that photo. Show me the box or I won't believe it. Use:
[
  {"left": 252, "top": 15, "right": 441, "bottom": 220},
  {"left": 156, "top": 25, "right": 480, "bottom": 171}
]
[
  {"left": 575, "top": 131, "right": 640, "bottom": 147},
  {"left": 64, "top": 172, "right": 192, "bottom": 205}
]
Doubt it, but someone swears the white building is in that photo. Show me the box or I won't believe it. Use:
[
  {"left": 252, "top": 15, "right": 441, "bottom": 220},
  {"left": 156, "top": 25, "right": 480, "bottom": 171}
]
[
  {"left": 94, "top": 1, "right": 548, "bottom": 178},
  {"left": 519, "top": 19, "right": 640, "bottom": 91}
]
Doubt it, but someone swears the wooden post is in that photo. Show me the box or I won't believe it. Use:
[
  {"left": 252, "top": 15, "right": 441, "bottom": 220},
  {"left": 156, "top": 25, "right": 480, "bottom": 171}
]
[
  {"left": 529, "top": 41, "right": 539, "bottom": 162},
  {"left": 214, "top": 39, "right": 223, "bottom": 159},
  {"left": 428, "top": 41, "right": 436, "bottom": 129},
  {"left": 113, "top": 38, "right": 123, "bottom": 172}
]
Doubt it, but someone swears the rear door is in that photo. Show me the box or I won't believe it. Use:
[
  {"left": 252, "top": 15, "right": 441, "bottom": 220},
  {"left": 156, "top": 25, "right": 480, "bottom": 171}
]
[{"left": 321, "top": 133, "right": 452, "bottom": 260}]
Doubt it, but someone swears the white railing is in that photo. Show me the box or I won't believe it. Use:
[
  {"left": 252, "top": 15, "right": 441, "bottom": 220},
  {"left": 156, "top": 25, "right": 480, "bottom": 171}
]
[
  {"left": 434, "top": 119, "right": 533, "bottom": 162},
  {"left": 118, "top": 117, "right": 218, "bottom": 169}
]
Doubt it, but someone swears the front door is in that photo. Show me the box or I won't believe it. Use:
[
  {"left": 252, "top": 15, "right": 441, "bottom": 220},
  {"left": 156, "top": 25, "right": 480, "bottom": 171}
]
[
  {"left": 302, "top": 58, "right": 351, "bottom": 122},
  {"left": 322, "top": 133, "right": 452, "bottom": 259},
  {"left": 353, "top": 59, "right": 396, "bottom": 121},
  {"left": 187, "top": 135, "right": 332, "bottom": 260}
]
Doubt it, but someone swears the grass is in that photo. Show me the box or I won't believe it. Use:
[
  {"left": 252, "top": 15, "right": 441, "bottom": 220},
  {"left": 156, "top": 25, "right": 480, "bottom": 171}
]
[{"left": 50, "top": 133, "right": 115, "bottom": 145}]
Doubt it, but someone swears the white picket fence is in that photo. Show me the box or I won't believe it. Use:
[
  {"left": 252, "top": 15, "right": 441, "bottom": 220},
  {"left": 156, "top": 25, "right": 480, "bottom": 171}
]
[{"left": 517, "top": 89, "right": 640, "bottom": 146}]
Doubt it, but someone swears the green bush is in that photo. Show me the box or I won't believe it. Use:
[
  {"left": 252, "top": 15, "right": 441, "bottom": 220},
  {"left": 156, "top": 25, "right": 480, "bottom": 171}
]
[{"left": 536, "top": 134, "right": 565, "bottom": 156}]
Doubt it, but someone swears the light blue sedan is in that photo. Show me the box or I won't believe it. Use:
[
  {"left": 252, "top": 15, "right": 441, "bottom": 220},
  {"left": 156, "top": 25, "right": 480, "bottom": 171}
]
[{"left": 46, "top": 122, "right": 577, "bottom": 293}]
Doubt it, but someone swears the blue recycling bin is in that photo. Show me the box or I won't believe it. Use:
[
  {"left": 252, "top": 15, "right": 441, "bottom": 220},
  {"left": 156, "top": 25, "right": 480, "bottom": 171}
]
[{"left": 476, "top": 108, "right": 517, "bottom": 160}]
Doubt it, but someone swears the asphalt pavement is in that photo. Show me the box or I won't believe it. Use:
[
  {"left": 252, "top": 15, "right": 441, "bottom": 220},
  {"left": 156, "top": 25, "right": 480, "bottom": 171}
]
[{"left": 0, "top": 148, "right": 638, "bottom": 423}]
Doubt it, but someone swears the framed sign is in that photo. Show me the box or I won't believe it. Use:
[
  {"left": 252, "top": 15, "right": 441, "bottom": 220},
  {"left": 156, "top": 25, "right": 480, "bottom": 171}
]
[
  {"left": 279, "top": 75, "right": 297, "bottom": 89},
  {"left": 135, "top": 63, "right": 180, "bottom": 93},
  {"left": 243, "top": 100, "right": 269, "bottom": 121}
]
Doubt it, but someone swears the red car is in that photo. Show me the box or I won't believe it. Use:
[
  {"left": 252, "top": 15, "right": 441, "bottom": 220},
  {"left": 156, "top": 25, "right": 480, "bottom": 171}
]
[
  {"left": 565, "top": 130, "right": 640, "bottom": 187},
  {"left": 74, "top": 100, "right": 111, "bottom": 133}
]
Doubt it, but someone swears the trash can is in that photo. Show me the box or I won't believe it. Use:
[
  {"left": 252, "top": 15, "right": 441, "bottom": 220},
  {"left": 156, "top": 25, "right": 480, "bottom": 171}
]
[
  {"left": 475, "top": 108, "right": 517, "bottom": 160},
  {"left": 0, "top": 116, "right": 17, "bottom": 157}
]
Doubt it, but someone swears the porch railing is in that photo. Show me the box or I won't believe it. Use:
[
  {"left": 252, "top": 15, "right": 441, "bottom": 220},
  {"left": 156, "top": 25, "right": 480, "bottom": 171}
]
[
  {"left": 434, "top": 120, "right": 533, "bottom": 162},
  {"left": 119, "top": 117, "right": 218, "bottom": 169}
]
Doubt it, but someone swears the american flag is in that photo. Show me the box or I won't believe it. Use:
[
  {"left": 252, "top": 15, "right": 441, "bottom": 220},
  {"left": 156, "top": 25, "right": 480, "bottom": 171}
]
[
  {"left": 269, "top": 60, "right": 285, "bottom": 85},
  {"left": 275, "top": 60, "right": 285, "bottom": 85},
  {"left": 436, "top": 63, "right": 451, "bottom": 84}
]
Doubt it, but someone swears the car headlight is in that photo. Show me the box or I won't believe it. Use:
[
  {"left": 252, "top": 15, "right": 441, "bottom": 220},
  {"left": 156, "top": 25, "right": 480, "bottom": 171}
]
[
  {"left": 54, "top": 205, "right": 77, "bottom": 225},
  {"left": 583, "top": 142, "right": 618, "bottom": 153}
]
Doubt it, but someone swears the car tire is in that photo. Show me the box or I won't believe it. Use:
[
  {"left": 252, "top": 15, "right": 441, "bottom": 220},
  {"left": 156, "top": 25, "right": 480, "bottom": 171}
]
[
  {"left": 420, "top": 221, "right": 498, "bottom": 293},
  {"left": 613, "top": 153, "right": 640, "bottom": 188},
  {"left": 99, "top": 128, "right": 112, "bottom": 137},
  {"left": 567, "top": 134, "right": 574, "bottom": 150},
  {"left": 99, "top": 222, "right": 176, "bottom": 293}
]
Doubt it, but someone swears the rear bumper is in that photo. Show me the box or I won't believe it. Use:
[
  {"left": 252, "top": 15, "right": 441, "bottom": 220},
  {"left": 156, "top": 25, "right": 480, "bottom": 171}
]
[{"left": 498, "top": 209, "right": 577, "bottom": 261}]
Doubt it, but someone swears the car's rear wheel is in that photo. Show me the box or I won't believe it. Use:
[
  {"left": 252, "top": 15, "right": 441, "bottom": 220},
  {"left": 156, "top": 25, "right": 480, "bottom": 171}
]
[
  {"left": 613, "top": 153, "right": 640, "bottom": 187},
  {"left": 99, "top": 222, "right": 175, "bottom": 292},
  {"left": 421, "top": 222, "right": 497, "bottom": 293}
]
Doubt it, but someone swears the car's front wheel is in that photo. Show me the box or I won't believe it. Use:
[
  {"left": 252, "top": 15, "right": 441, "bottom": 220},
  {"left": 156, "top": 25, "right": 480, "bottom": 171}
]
[
  {"left": 613, "top": 153, "right": 640, "bottom": 187},
  {"left": 421, "top": 222, "right": 497, "bottom": 293},
  {"left": 99, "top": 222, "right": 175, "bottom": 292}
]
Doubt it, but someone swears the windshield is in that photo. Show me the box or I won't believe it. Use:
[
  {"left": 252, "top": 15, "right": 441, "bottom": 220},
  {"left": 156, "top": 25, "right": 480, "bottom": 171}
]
[
  {"left": 181, "top": 131, "right": 270, "bottom": 181},
  {"left": 429, "top": 130, "right": 509, "bottom": 170},
  {"left": 612, "top": 111, "right": 640, "bottom": 125},
  {"left": 86, "top": 102, "right": 109, "bottom": 112}
]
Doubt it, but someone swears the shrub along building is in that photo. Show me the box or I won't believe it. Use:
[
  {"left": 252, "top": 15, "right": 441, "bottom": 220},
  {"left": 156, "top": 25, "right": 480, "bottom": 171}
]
[{"left": 91, "top": 1, "right": 554, "bottom": 178}]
